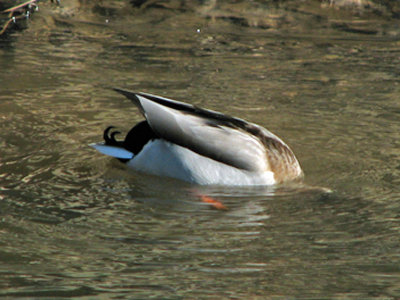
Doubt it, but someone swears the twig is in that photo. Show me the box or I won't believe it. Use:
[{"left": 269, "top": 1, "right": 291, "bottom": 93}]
[
  {"left": 0, "top": 0, "right": 59, "bottom": 36},
  {"left": 2, "top": 0, "right": 37, "bottom": 13},
  {"left": 0, "top": 17, "right": 14, "bottom": 35}
]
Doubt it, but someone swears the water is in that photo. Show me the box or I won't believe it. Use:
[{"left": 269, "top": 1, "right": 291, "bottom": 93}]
[{"left": 0, "top": 1, "right": 399, "bottom": 298}]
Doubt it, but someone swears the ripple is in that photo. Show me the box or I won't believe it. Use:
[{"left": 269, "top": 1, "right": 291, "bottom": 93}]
[{"left": 1, "top": 3, "right": 400, "bottom": 299}]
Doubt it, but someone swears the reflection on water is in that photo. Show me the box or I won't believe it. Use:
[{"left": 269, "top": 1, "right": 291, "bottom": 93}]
[{"left": 0, "top": 1, "right": 399, "bottom": 298}]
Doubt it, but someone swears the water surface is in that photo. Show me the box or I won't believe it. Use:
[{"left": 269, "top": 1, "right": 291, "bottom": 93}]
[{"left": 0, "top": 1, "right": 399, "bottom": 298}]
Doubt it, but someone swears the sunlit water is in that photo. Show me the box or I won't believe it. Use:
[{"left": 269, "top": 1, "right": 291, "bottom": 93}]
[{"left": 0, "top": 1, "right": 399, "bottom": 298}]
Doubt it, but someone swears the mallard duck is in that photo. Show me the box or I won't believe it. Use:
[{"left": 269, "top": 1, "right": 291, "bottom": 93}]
[{"left": 91, "top": 88, "right": 303, "bottom": 185}]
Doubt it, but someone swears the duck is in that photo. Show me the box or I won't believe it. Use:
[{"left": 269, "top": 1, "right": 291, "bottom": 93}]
[{"left": 90, "top": 88, "right": 303, "bottom": 186}]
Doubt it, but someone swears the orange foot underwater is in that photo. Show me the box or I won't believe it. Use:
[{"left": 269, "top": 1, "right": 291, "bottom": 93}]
[{"left": 200, "top": 195, "right": 228, "bottom": 210}]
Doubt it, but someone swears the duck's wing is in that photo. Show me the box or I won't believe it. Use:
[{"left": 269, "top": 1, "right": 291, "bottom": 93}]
[{"left": 113, "top": 88, "right": 289, "bottom": 173}]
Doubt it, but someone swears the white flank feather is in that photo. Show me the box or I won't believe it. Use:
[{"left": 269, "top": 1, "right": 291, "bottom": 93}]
[{"left": 127, "top": 140, "right": 275, "bottom": 186}]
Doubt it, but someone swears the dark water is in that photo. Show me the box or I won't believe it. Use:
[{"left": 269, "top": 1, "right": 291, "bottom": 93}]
[{"left": 0, "top": 1, "right": 399, "bottom": 298}]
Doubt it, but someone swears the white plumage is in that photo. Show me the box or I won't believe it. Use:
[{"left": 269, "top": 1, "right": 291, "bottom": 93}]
[
  {"left": 126, "top": 139, "right": 276, "bottom": 185},
  {"left": 91, "top": 88, "right": 303, "bottom": 186}
]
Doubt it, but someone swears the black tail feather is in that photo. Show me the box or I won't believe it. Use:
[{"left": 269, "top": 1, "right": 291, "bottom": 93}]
[{"left": 103, "top": 126, "right": 123, "bottom": 147}]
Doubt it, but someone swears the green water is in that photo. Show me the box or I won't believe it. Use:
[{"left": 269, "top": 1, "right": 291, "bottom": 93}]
[{"left": 0, "top": 1, "right": 399, "bottom": 298}]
